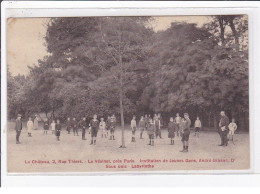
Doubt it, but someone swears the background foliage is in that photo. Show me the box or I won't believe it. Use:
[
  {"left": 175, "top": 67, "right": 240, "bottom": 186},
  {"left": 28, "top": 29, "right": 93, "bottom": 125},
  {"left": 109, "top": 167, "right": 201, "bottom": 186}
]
[{"left": 7, "top": 16, "right": 249, "bottom": 130}]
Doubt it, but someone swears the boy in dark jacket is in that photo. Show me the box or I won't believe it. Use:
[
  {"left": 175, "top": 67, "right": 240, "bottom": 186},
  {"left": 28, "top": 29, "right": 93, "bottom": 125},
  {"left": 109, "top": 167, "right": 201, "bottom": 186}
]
[
  {"left": 72, "top": 117, "right": 78, "bottom": 136},
  {"left": 154, "top": 116, "right": 162, "bottom": 139},
  {"left": 80, "top": 117, "right": 87, "bottom": 140},
  {"left": 147, "top": 119, "right": 155, "bottom": 146},
  {"left": 15, "top": 114, "right": 23, "bottom": 144},
  {"left": 90, "top": 114, "right": 99, "bottom": 145},
  {"left": 139, "top": 116, "right": 146, "bottom": 139},
  {"left": 144, "top": 114, "right": 149, "bottom": 131},
  {"left": 43, "top": 119, "right": 49, "bottom": 135},
  {"left": 168, "top": 117, "right": 176, "bottom": 145},
  {"left": 106, "top": 116, "right": 111, "bottom": 137},
  {"left": 110, "top": 115, "right": 116, "bottom": 140},
  {"left": 180, "top": 113, "right": 191, "bottom": 152},
  {"left": 66, "top": 117, "right": 71, "bottom": 134},
  {"left": 55, "top": 119, "right": 62, "bottom": 141}
]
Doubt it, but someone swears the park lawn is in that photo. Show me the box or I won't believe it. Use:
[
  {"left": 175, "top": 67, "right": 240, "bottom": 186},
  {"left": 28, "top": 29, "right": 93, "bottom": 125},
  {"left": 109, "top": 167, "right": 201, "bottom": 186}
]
[{"left": 7, "top": 122, "right": 250, "bottom": 173}]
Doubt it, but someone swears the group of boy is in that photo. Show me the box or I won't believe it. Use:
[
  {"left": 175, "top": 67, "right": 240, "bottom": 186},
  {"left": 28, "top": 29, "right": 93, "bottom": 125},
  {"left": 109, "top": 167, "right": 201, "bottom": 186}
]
[
  {"left": 164, "top": 113, "right": 192, "bottom": 152},
  {"left": 14, "top": 111, "right": 238, "bottom": 150},
  {"left": 130, "top": 113, "right": 163, "bottom": 143},
  {"left": 131, "top": 112, "right": 237, "bottom": 153},
  {"left": 65, "top": 114, "right": 117, "bottom": 144}
]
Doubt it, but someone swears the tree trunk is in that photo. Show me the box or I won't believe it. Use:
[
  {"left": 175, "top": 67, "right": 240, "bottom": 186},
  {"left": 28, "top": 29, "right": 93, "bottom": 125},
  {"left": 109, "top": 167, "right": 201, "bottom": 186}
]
[
  {"left": 208, "top": 111, "right": 211, "bottom": 128},
  {"left": 218, "top": 16, "right": 225, "bottom": 46},
  {"left": 238, "top": 111, "right": 244, "bottom": 132},
  {"left": 119, "top": 51, "right": 126, "bottom": 148},
  {"left": 213, "top": 111, "right": 217, "bottom": 129},
  {"left": 119, "top": 82, "right": 126, "bottom": 148},
  {"left": 229, "top": 18, "right": 239, "bottom": 46},
  {"left": 45, "top": 112, "right": 49, "bottom": 121},
  {"left": 231, "top": 109, "right": 235, "bottom": 120},
  {"left": 52, "top": 109, "right": 55, "bottom": 121},
  {"left": 244, "top": 111, "right": 249, "bottom": 131}
]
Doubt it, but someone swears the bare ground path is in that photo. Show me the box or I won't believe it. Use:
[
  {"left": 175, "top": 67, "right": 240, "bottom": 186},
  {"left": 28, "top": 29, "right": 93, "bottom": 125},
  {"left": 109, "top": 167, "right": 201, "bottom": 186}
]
[{"left": 7, "top": 122, "right": 250, "bottom": 173}]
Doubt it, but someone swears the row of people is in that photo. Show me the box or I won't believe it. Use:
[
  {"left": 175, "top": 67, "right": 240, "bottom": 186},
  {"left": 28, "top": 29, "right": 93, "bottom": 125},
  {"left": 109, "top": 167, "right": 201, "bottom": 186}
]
[
  {"left": 28, "top": 113, "right": 192, "bottom": 152},
  {"left": 129, "top": 113, "right": 191, "bottom": 151},
  {"left": 41, "top": 114, "right": 117, "bottom": 144},
  {"left": 15, "top": 111, "right": 237, "bottom": 150}
]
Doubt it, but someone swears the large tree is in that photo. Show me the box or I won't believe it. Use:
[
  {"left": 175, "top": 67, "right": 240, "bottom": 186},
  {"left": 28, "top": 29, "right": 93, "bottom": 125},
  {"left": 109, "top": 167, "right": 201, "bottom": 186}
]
[
  {"left": 90, "top": 17, "right": 152, "bottom": 147},
  {"left": 205, "top": 15, "right": 248, "bottom": 49}
]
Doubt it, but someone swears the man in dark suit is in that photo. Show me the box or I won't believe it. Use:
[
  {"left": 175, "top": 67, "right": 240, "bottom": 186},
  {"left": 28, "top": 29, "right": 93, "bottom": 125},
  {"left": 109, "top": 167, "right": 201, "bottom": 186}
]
[
  {"left": 219, "top": 111, "right": 229, "bottom": 146},
  {"left": 15, "top": 114, "right": 22, "bottom": 144}
]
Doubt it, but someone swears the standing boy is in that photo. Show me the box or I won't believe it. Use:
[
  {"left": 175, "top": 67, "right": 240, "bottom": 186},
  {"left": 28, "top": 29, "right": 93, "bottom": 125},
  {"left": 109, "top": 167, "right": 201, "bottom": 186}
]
[
  {"left": 80, "top": 117, "right": 87, "bottom": 140},
  {"left": 139, "top": 116, "right": 146, "bottom": 139},
  {"left": 15, "top": 114, "right": 23, "bottom": 144},
  {"left": 168, "top": 117, "right": 176, "bottom": 145},
  {"left": 66, "top": 117, "right": 71, "bottom": 134},
  {"left": 154, "top": 116, "right": 162, "bottom": 139},
  {"left": 72, "top": 117, "right": 78, "bottom": 136},
  {"left": 144, "top": 114, "right": 149, "bottom": 131},
  {"left": 33, "top": 115, "right": 39, "bottom": 130},
  {"left": 194, "top": 116, "right": 202, "bottom": 137},
  {"left": 51, "top": 120, "right": 56, "bottom": 135},
  {"left": 158, "top": 113, "right": 163, "bottom": 128},
  {"left": 180, "top": 113, "right": 191, "bottom": 152},
  {"left": 110, "top": 115, "right": 116, "bottom": 140},
  {"left": 131, "top": 116, "right": 137, "bottom": 142},
  {"left": 106, "top": 116, "right": 111, "bottom": 137},
  {"left": 27, "top": 117, "right": 33, "bottom": 137},
  {"left": 153, "top": 113, "right": 157, "bottom": 119},
  {"left": 147, "top": 118, "right": 155, "bottom": 146},
  {"left": 228, "top": 118, "right": 237, "bottom": 142},
  {"left": 99, "top": 117, "right": 106, "bottom": 138},
  {"left": 179, "top": 118, "right": 186, "bottom": 137},
  {"left": 90, "top": 114, "right": 99, "bottom": 145},
  {"left": 56, "top": 119, "right": 61, "bottom": 141},
  {"left": 43, "top": 118, "right": 49, "bottom": 135},
  {"left": 175, "top": 113, "right": 181, "bottom": 137}
]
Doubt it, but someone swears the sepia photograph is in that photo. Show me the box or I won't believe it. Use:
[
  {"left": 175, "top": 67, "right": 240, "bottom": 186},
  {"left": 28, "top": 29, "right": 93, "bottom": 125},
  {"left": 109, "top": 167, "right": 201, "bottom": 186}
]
[{"left": 6, "top": 15, "right": 249, "bottom": 173}]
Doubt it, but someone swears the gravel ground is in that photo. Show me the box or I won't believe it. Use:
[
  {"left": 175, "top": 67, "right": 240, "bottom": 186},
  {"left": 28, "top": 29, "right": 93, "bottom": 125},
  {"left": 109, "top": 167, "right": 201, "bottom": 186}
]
[{"left": 7, "top": 122, "right": 250, "bottom": 173}]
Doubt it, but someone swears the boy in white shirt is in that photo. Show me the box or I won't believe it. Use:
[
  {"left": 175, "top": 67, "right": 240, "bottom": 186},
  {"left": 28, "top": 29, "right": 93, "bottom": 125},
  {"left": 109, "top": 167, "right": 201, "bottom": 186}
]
[
  {"left": 228, "top": 118, "right": 237, "bottom": 142},
  {"left": 175, "top": 113, "right": 181, "bottom": 137},
  {"left": 51, "top": 120, "right": 56, "bottom": 135},
  {"left": 131, "top": 116, "right": 137, "bottom": 142},
  {"left": 99, "top": 117, "right": 106, "bottom": 138},
  {"left": 194, "top": 116, "right": 202, "bottom": 137},
  {"left": 27, "top": 117, "right": 33, "bottom": 137},
  {"left": 154, "top": 116, "right": 162, "bottom": 138}
]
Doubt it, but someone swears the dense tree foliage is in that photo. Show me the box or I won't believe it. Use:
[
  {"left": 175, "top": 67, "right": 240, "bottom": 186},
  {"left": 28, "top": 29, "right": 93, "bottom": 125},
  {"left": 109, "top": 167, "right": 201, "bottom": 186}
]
[{"left": 7, "top": 16, "right": 249, "bottom": 131}]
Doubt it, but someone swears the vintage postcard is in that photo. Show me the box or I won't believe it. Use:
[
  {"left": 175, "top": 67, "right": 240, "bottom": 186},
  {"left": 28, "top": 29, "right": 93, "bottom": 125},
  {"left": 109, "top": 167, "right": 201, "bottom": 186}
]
[{"left": 6, "top": 15, "right": 249, "bottom": 173}]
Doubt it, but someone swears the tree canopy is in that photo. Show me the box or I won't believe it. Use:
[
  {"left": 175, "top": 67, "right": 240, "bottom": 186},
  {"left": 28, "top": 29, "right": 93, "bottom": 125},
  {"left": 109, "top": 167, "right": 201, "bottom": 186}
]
[{"left": 7, "top": 16, "right": 249, "bottom": 131}]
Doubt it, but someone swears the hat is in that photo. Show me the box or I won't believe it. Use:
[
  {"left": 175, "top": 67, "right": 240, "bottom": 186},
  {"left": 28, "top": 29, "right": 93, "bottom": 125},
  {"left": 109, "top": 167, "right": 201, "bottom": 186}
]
[
  {"left": 184, "top": 113, "right": 189, "bottom": 117},
  {"left": 17, "top": 114, "right": 22, "bottom": 117}
]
